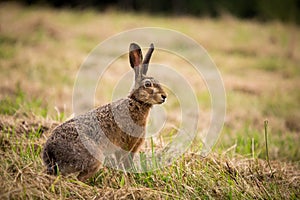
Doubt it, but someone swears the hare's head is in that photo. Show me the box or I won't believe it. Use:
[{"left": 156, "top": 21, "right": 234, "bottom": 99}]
[{"left": 129, "top": 43, "right": 167, "bottom": 105}]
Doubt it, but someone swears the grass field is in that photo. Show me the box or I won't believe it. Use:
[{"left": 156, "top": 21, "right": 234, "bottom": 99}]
[{"left": 0, "top": 2, "right": 300, "bottom": 199}]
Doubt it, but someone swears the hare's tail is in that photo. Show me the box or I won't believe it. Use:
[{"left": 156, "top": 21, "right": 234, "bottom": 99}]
[{"left": 42, "top": 148, "right": 59, "bottom": 175}]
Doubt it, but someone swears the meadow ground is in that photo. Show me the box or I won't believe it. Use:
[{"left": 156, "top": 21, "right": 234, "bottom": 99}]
[{"left": 0, "top": 2, "right": 299, "bottom": 199}]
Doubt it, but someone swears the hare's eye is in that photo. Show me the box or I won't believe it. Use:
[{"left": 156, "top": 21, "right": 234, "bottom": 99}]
[{"left": 144, "top": 80, "right": 152, "bottom": 88}]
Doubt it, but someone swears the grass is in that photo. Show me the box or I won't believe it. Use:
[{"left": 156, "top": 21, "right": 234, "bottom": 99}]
[
  {"left": 0, "top": 115, "right": 299, "bottom": 199},
  {"left": 0, "top": 2, "right": 300, "bottom": 199},
  {"left": 0, "top": 84, "right": 48, "bottom": 117}
]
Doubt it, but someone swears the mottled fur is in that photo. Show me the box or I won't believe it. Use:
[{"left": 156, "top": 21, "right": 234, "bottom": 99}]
[{"left": 42, "top": 43, "right": 167, "bottom": 181}]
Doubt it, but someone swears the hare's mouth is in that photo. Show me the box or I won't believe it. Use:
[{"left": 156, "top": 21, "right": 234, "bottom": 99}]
[
  {"left": 159, "top": 100, "right": 166, "bottom": 104},
  {"left": 160, "top": 98, "right": 166, "bottom": 104}
]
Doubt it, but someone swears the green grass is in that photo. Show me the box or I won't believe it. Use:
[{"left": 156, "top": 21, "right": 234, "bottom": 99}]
[
  {"left": 0, "top": 84, "right": 48, "bottom": 117},
  {"left": 0, "top": 2, "right": 299, "bottom": 199},
  {"left": 0, "top": 118, "right": 299, "bottom": 199},
  {"left": 0, "top": 35, "right": 17, "bottom": 59}
]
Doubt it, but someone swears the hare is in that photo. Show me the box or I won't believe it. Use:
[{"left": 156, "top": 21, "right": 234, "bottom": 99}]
[{"left": 42, "top": 43, "right": 167, "bottom": 181}]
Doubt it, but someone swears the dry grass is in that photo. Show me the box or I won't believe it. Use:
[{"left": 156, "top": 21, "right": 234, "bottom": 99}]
[
  {"left": 0, "top": 2, "right": 300, "bottom": 199},
  {"left": 0, "top": 115, "right": 299, "bottom": 199}
]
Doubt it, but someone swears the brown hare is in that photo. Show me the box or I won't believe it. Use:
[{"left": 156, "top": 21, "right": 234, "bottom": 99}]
[{"left": 42, "top": 43, "right": 167, "bottom": 181}]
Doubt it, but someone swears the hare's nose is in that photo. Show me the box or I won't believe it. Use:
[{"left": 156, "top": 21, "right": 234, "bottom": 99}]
[{"left": 161, "top": 94, "right": 167, "bottom": 100}]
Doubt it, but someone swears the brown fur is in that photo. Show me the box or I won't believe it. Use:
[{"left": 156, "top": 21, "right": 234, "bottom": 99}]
[{"left": 42, "top": 43, "right": 167, "bottom": 181}]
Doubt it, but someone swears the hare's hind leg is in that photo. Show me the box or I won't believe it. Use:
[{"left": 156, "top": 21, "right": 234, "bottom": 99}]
[
  {"left": 77, "top": 160, "right": 102, "bottom": 182},
  {"left": 42, "top": 144, "right": 59, "bottom": 175}
]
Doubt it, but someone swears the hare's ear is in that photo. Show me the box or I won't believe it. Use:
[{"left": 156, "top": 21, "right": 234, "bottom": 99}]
[
  {"left": 142, "top": 43, "right": 154, "bottom": 76},
  {"left": 129, "top": 43, "right": 143, "bottom": 80}
]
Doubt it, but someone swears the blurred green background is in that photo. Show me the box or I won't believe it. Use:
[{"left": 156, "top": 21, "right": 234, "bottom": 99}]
[{"left": 13, "top": 0, "right": 300, "bottom": 24}]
